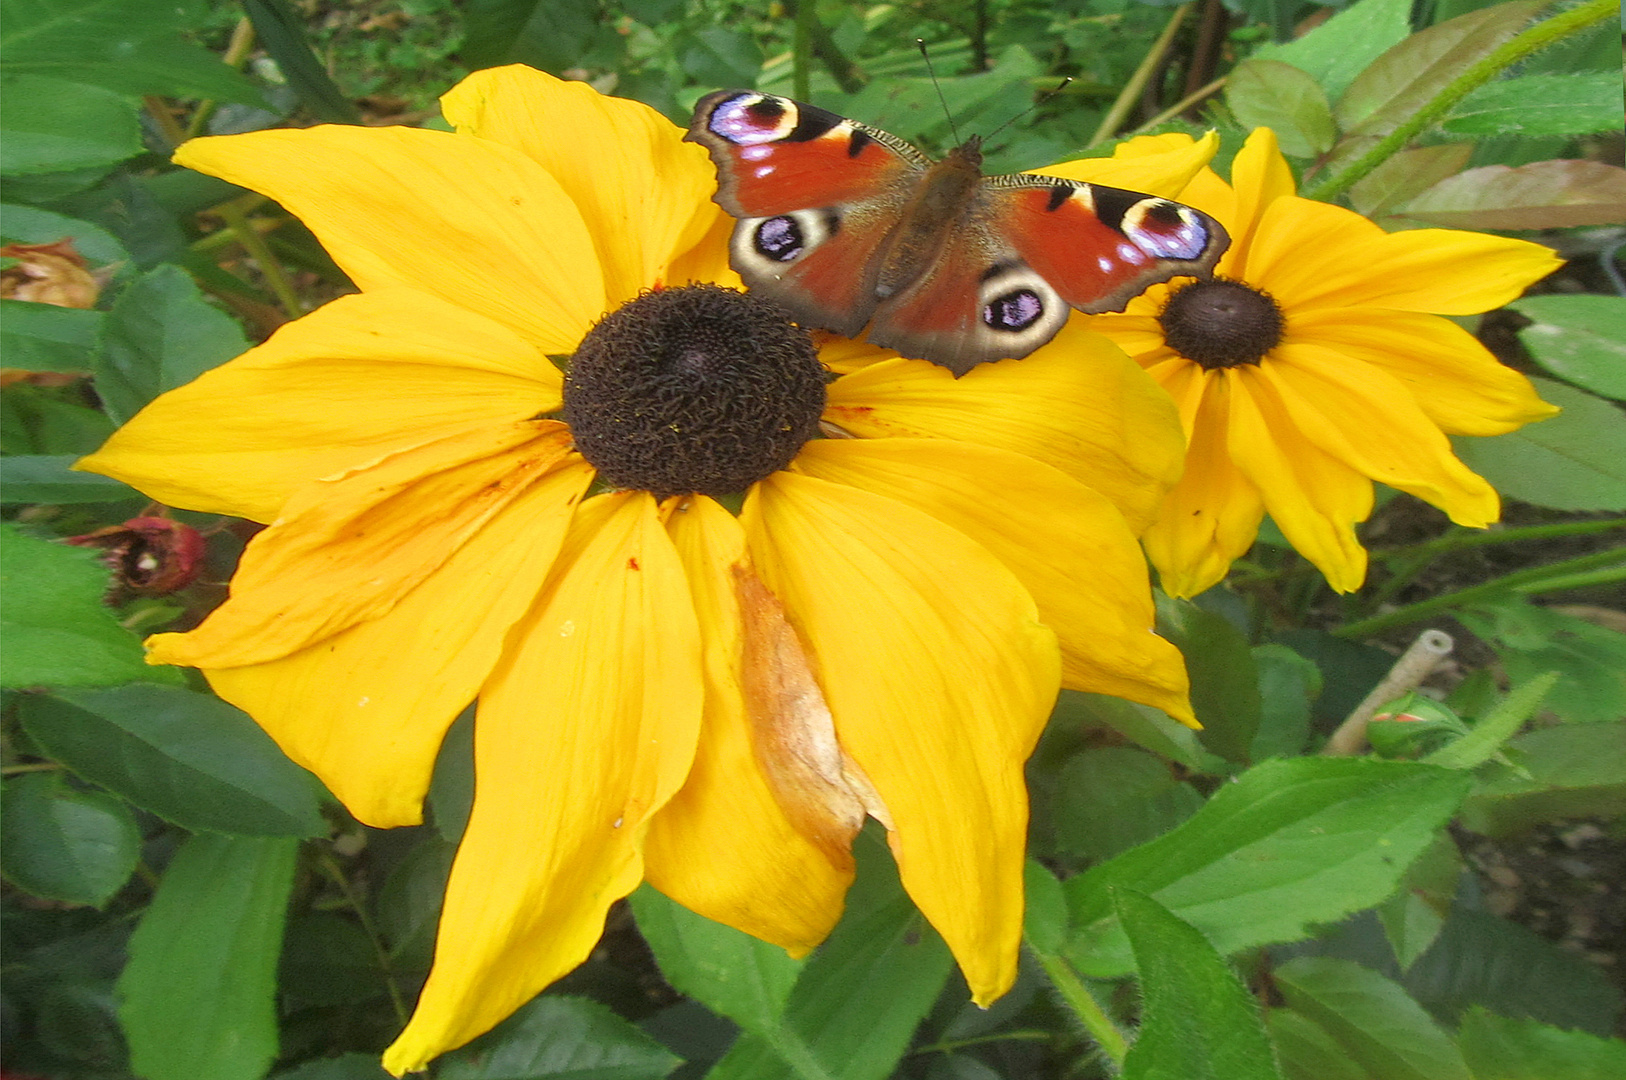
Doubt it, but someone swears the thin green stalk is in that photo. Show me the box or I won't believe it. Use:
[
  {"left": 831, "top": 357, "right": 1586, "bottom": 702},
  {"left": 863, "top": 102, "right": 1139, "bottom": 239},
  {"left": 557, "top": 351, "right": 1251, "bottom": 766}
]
[
  {"left": 1089, "top": 3, "right": 1193, "bottom": 148},
  {"left": 215, "top": 200, "right": 304, "bottom": 320},
  {"left": 1304, "top": 0, "right": 1621, "bottom": 202},
  {"left": 792, "top": 0, "right": 814, "bottom": 102},
  {"left": 185, "top": 17, "right": 258, "bottom": 141},
  {"left": 1369, "top": 517, "right": 1626, "bottom": 608},
  {"left": 1336, "top": 545, "right": 1626, "bottom": 638},
  {"left": 313, "top": 845, "right": 410, "bottom": 1026},
  {"left": 1031, "top": 948, "right": 1130, "bottom": 1069},
  {"left": 1128, "top": 75, "right": 1227, "bottom": 136}
]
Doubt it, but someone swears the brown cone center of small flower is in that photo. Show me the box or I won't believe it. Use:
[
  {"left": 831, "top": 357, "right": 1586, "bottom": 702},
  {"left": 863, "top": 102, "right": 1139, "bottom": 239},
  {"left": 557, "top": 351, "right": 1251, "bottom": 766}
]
[
  {"left": 1158, "top": 278, "right": 1284, "bottom": 370},
  {"left": 563, "top": 284, "right": 826, "bottom": 498}
]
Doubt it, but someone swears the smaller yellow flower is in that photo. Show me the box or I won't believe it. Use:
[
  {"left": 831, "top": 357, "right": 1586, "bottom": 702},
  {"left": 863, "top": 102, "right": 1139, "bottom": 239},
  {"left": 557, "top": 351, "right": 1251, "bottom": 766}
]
[{"left": 1072, "top": 129, "right": 1561, "bottom": 596}]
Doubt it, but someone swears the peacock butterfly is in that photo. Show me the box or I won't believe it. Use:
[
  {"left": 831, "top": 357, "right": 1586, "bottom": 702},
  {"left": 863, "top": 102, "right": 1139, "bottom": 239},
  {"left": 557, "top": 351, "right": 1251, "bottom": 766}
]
[{"left": 686, "top": 90, "right": 1230, "bottom": 376}]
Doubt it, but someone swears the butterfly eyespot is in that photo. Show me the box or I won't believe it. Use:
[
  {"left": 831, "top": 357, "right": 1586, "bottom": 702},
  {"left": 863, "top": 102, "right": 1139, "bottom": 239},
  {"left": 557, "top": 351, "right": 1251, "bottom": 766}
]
[
  {"left": 754, "top": 217, "right": 805, "bottom": 261},
  {"left": 709, "top": 92, "right": 799, "bottom": 145},
  {"left": 1122, "top": 200, "right": 1211, "bottom": 261},
  {"left": 983, "top": 289, "right": 1046, "bottom": 332}
]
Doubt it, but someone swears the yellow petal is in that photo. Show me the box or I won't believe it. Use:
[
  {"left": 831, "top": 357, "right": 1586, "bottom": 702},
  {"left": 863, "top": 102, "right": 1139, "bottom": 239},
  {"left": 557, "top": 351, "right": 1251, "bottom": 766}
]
[
  {"left": 1241, "top": 196, "right": 1385, "bottom": 308},
  {"left": 441, "top": 66, "right": 721, "bottom": 306},
  {"left": 743, "top": 471, "right": 1060, "bottom": 1004},
  {"left": 664, "top": 207, "right": 739, "bottom": 290},
  {"left": 824, "top": 329, "right": 1184, "bottom": 533},
  {"left": 1042, "top": 130, "right": 1220, "bottom": 199},
  {"left": 1288, "top": 308, "right": 1559, "bottom": 435},
  {"left": 175, "top": 126, "right": 605, "bottom": 351},
  {"left": 1225, "top": 128, "right": 1297, "bottom": 271},
  {"left": 197, "top": 450, "right": 592, "bottom": 827},
  {"left": 1262, "top": 345, "right": 1501, "bottom": 528},
  {"left": 75, "top": 289, "right": 560, "bottom": 522},
  {"left": 148, "top": 424, "right": 581, "bottom": 668},
  {"left": 643, "top": 496, "right": 851, "bottom": 952},
  {"left": 791, "top": 438, "right": 1192, "bottom": 722},
  {"left": 383, "top": 491, "right": 705, "bottom": 1074},
  {"left": 1142, "top": 376, "right": 1266, "bottom": 598},
  {"left": 1248, "top": 197, "right": 1561, "bottom": 316},
  {"left": 1224, "top": 369, "right": 1372, "bottom": 592}
]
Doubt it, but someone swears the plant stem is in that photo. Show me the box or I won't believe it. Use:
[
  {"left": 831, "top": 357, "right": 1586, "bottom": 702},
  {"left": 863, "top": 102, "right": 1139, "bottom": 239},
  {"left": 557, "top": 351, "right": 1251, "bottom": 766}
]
[
  {"left": 215, "top": 200, "right": 304, "bottom": 320},
  {"left": 1129, "top": 75, "right": 1227, "bottom": 136},
  {"left": 1032, "top": 948, "right": 1130, "bottom": 1068},
  {"left": 1304, "top": 0, "right": 1621, "bottom": 202},
  {"left": 313, "top": 844, "right": 411, "bottom": 1026},
  {"left": 1336, "top": 545, "right": 1626, "bottom": 638},
  {"left": 1089, "top": 3, "right": 1193, "bottom": 148},
  {"left": 1368, "top": 516, "right": 1626, "bottom": 608}
]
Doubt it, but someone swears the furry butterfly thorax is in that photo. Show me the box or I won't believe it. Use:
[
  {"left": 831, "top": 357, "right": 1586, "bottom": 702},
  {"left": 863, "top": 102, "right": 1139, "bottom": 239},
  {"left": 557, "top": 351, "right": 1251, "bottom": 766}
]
[{"left": 686, "top": 89, "right": 1230, "bottom": 376}]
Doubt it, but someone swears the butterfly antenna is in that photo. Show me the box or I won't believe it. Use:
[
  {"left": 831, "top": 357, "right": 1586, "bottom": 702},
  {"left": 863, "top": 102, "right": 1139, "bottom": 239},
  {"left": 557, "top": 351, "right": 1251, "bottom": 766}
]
[
  {"left": 916, "top": 39, "right": 962, "bottom": 145},
  {"left": 984, "top": 76, "right": 1074, "bottom": 143}
]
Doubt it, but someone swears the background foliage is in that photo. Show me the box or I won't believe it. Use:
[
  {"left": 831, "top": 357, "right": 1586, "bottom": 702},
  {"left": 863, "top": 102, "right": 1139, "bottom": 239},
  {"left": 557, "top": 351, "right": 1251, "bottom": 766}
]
[{"left": 2, "top": 0, "right": 1623, "bottom": 1078}]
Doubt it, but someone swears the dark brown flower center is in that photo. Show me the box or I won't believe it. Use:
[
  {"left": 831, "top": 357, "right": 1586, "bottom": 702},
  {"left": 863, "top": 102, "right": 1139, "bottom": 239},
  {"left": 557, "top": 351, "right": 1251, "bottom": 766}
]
[
  {"left": 1157, "top": 278, "right": 1284, "bottom": 370},
  {"left": 563, "top": 284, "right": 826, "bottom": 498}
]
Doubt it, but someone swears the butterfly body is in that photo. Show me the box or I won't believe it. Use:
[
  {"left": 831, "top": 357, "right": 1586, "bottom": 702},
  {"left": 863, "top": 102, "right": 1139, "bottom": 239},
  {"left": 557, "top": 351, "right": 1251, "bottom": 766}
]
[{"left": 686, "top": 90, "right": 1229, "bottom": 375}]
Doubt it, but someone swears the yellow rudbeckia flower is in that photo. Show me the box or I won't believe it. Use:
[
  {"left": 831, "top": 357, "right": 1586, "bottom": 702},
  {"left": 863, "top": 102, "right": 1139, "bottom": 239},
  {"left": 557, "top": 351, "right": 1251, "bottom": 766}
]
[
  {"left": 76, "top": 66, "right": 1195, "bottom": 1072},
  {"left": 1069, "top": 128, "right": 1562, "bottom": 596}
]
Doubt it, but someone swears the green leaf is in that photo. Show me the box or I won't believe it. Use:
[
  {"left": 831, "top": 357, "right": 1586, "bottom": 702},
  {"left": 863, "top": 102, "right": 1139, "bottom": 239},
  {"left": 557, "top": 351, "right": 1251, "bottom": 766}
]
[
  {"left": 1453, "top": 379, "right": 1626, "bottom": 512},
  {"left": 1023, "top": 858, "right": 1067, "bottom": 955},
  {"left": 1456, "top": 600, "right": 1626, "bottom": 725},
  {"left": 0, "top": 0, "right": 269, "bottom": 106},
  {"left": 1405, "top": 908, "right": 1623, "bottom": 1036},
  {"left": 278, "top": 912, "right": 392, "bottom": 1007},
  {"left": 118, "top": 833, "right": 299, "bottom": 1080},
  {"left": 1063, "top": 758, "right": 1473, "bottom": 978},
  {"left": 0, "top": 298, "right": 102, "bottom": 372},
  {"left": 95, "top": 263, "right": 249, "bottom": 425},
  {"left": 239, "top": 0, "right": 361, "bottom": 123},
  {"left": 374, "top": 834, "right": 455, "bottom": 969},
  {"left": 1250, "top": 0, "right": 1412, "bottom": 101},
  {"left": 1457, "top": 1007, "right": 1626, "bottom": 1080},
  {"left": 707, "top": 831, "right": 954, "bottom": 1080},
  {"left": 1051, "top": 747, "right": 1204, "bottom": 861},
  {"left": 1508, "top": 295, "right": 1626, "bottom": 402},
  {"left": 1397, "top": 160, "right": 1626, "bottom": 230},
  {"left": 437, "top": 995, "right": 681, "bottom": 1079},
  {"left": 1274, "top": 957, "right": 1471, "bottom": 1080},
  {"left": 675, "top": 27, "right": 765, "bottom": 88},
  {"left": 1375, "top": 834, "right": 1459, "bottom": 972},
  {"left": 1, "top": 202, "right": 129, "bottom": 265},
  {"left": 18, "top": 685, "right": 327, "bottom": 837},
  {"left": 1117, "top": 890, "right": 1282, "bottom": 1080},
  {"left": 1267, "top": 1009, "right": 1375, "bottom": 1080},
  {"left": 1458, "top": 720, "right": 1626, "bottom": 837},
  {"left": 1422, "top": 672, "right": 1558, "bottom": 770},
  {"left": 0, "top": 455, "right": 138, "bottom": 505},
  {"left": 0, "top": 771, "right": 139, "bottom": 906},
  {"left": 1443, "top": 72, "right": 1625, "bottom": 137},
  {"left": 1334, "top": 1, "right": 1547, "bottom": 138},
  {"left": 0, "top": 73, "right": 142, "bottom": 175},
  {"left": 271, "top": 1054, "right": 393, "bottom": 1080},
  {"left": 631, "top": 884, "right": 803, "bottom": 1039},
  {"left": 1055, "top": 690, "right": 1219, "bottom": 773},
  {"left": 1251, "top": 644, "right": 1320, "bottom": 760},
  {"left": 1348, "top": 143, "right": 1475, "bottom": 219},
  {"left": 1159, "top": 599, "right": 1261, "bottom": 765},
  {"left": 0, "top": 523, "right": 178, "bottom": 688},
  {"left": 1224, "top": 60, "right": 1336, "bottom": 159}
]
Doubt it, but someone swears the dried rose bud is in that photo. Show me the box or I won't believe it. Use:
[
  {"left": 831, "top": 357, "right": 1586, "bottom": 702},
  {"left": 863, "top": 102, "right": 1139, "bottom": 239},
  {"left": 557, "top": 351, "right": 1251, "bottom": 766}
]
[
  {"left": 65, "top": 517, "right": 208, "bottom": 597},
  {"left": 0, "top": 238, "right": 102, "bottom": 309}
]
